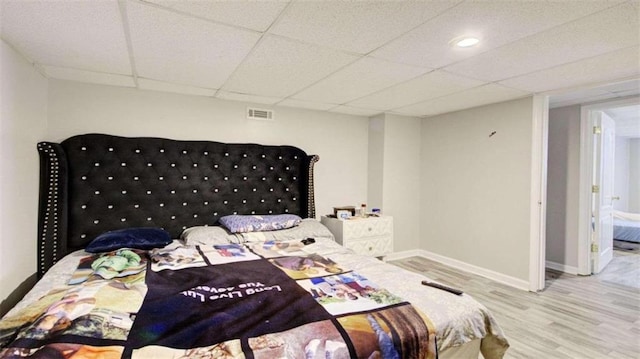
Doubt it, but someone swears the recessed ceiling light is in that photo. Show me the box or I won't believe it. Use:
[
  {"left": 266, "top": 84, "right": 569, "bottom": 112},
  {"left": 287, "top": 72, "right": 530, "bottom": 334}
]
[{"left": 450, "top": 36, "right": 480, "bottom": 48}]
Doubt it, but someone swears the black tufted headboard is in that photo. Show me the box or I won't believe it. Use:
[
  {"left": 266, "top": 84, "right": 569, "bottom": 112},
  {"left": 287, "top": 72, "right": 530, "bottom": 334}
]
[{"left": 36, "top": 134, "right": 319, "bottom": 277}]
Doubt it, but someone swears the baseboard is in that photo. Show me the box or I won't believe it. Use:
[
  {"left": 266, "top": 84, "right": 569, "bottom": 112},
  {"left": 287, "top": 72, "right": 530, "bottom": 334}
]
[
  {"left": 387, "top": 249, "right": 530, "bottom": 291},
  {"left": 545, "top": 260, "right": 579, "bottom": 275}
]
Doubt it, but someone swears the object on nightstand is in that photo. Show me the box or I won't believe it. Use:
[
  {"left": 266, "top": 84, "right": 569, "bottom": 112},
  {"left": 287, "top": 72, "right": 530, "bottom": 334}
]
[
  {"left": 360, "top": 203, "right": 367, "bottom": 218},
  {"left": 333, "top": 206, "right": 355, "bottom": 217}
]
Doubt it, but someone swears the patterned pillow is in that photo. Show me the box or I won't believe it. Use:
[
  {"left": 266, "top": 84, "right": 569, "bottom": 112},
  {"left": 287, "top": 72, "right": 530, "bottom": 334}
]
[
  {"left": 86, "top": 227, "right": 172, "bottom": 253},
  {"left": 219, "top": 214, "right": 302, "bottom": 233}
]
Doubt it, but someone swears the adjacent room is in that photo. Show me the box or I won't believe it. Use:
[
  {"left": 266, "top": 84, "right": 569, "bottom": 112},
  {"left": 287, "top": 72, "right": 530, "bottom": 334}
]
[{"left": 1, "top": 1, "right": 639, "bottom": 358}]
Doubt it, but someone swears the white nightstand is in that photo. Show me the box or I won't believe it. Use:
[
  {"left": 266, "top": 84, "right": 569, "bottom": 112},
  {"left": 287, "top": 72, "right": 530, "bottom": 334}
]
[{"left": 321, "top": 215, "right": 393, "bottom": 258}]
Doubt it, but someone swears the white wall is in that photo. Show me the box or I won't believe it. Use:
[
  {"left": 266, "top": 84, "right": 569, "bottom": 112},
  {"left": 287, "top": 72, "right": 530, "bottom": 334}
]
[
  {"left": 630, "top": 139, "right": 640, "bottom": 213},
  {"left": 546, "top": 105, "right": 581, "bottom": 269},
  {"left": 420, "top": 97, "right": 534, "bottom": 282},
  {"left": 47, "top": 79, "right": 369, "bottom": 220},
  {"left": 368, "top": 114, "right": 422, "bottom": 252},
  {"left": 614, "top": 136, "right": 630, "bottom": 212},
  {"left": 0, "top": 40, "right": 48, "bottom": 302}
]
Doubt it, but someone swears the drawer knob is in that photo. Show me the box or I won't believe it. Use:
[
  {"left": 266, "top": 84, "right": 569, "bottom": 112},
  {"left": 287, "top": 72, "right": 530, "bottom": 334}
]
[
  {"left": 368, "top": 227, "right": 372, "bottom": 231},
  {"left": 368, "top": 246, "right": 373, "bottom": 251}
]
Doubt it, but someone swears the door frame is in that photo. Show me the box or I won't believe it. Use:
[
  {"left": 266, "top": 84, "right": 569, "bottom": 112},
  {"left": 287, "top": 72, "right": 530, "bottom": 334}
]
[{"left": 577, "top": 96, "right": 638, "bottom": 275}]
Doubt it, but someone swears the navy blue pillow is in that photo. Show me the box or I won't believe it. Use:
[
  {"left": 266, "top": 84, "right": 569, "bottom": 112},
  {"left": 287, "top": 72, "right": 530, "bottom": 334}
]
[{"left": 86, "top": 227, "right": 172, "bottom": 253}]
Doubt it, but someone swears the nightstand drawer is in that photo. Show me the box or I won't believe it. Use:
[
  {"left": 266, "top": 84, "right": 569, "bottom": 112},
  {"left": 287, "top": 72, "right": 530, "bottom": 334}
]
[
  {"left": 344, "top": 236, "right": 393, "bottom": 257},
  {"left": 342, "top": 217, "right": 392, "bottom": 239}
]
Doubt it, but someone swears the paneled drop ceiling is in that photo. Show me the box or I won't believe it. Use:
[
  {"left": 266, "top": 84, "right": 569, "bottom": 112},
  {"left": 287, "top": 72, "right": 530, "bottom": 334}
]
[{"left": 1, "top": 0, "right": 639, "bottom": 118}]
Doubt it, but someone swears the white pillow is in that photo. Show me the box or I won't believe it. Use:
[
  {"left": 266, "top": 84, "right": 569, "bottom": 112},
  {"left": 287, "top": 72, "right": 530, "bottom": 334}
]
[
  {"left": 232, "top": 219, "right": 334, "bottom": 243},
  {"left": 180, "top": 226, "right": 237, "bottom": 245}
]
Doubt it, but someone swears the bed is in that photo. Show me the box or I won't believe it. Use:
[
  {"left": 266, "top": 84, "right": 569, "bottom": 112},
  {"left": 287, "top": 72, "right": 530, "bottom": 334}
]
[
  {"left": 614, "top": 210, "right": 640, "bottom": 243},
  {"left": 0, "top": 134, "right": 508, "bottom": 358}
]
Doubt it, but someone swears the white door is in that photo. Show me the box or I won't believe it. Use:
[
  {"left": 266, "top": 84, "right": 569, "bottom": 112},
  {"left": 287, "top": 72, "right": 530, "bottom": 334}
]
[{"left": 592, "top": 112, "right": 615, "bottom": 274}]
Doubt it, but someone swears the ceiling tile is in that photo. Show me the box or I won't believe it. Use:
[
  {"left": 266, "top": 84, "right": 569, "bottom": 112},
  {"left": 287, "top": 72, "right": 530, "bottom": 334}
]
[
  {"left": 126, "top": 1, "right": 260, "bottom": 89},
  {"left": 371, "top": 0, "right": 626, "bottom": 69},
  {"left": 216, "top": 91, "right": 282, "bottom": 105},
  {"left": 0, "top": 0, "right": 131, "bottom": 74},
  {"left": 44, "top": 66, "right": 135, "bottom": 87},
  {"left": 328, "top": 105, "right": 382, "bottom": 117},
  {"left": 394, "top": 84, "right": 530, "bottom": 117},
  {"left": 142, "top": 0, "right": 288, "bottom": 32},
  {"left": 499, "top": 46, "right": 640, "bottom": 93},
  {"left": 347, "top": 70, "right": 485, "bottom": 111},
  {"left": 291, "top": 57, "right": 430, "bottom": 104},
  {"left": 444, "top": 1, "right": 640, "bottom": 82},
  {"left": 277, "top": 99, "right": 336, "bottom": 111},
  {"left": 138, "top": 78, "right": 216, "bottom": 97},
  {"left": 269, "top": 1, "right": 460, "bottom": 54},
  {"left": 222, "top": 35, "right": 359, "bottom": 98}
]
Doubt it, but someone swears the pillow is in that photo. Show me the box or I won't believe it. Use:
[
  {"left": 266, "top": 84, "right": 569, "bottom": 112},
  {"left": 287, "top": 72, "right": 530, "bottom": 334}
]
[
  {"left": 232, "top": 219, "right": 335, "bottom": 243},
  {"left": 219, "top": 214, "right": 302, "bottom": 233},
  {"left": 180, "top": 226, "right": 237, "bottom": 246},
  {"left": 86, "top": 227, "right": 172, "bottom": 253}
]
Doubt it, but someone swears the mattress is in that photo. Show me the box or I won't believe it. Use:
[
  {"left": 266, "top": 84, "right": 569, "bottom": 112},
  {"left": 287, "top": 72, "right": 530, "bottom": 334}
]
[
  {"left": 2, "top": 234, "right": 508, "bottom": 358},
  {"left": 614, "top": 218, "right": 640, "bottom": 243}
]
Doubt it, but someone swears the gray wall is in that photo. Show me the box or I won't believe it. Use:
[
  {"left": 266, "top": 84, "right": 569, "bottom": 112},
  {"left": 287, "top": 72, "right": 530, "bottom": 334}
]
[
  {"left": 420, "top": 97, "right": 535, "bottom": 282},
  {"left": 546, "top": 105, "right": 581, "bottom": 270}
]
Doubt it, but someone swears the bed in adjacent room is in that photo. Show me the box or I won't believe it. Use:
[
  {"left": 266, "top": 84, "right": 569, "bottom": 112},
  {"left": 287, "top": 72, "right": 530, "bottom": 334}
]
[
  {"left": 614, "top": 210, "right": 640, "bottom": 243},
  {"left": 0, "top": 134, "right": 508, "bottom": 358}
]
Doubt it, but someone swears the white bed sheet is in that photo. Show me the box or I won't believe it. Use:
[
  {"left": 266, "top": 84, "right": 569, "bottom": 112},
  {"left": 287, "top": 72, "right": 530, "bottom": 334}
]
[{"left": 5, "top": 238, "right": 509, "bottom": 358}]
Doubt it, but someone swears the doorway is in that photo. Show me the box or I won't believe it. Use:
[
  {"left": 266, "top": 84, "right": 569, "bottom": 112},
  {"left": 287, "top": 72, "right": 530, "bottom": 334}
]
[
  {"left": 578, "top": 97, "right": 640, "bottom": 275},
  {"left": 544, "top": 84, "right": 639, "bottom": 288}
]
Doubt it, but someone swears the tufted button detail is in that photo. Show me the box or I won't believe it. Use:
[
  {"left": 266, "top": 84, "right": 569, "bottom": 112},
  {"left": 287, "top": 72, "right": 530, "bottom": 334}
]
[
  {"left": 193, "top": 214, "right": 198, "bottom": 218},
  {"left": 204, "top": 201, "right": 209, "bottom": 205},
  {"left": 121, "top": 190, "right": 127, "bottom": 194},
  {"left": 182, "top": 150, "right": 187, "bottom": 154},
  {"left": 233, "top": 188, "right": 238, "bottom": 192},
  {"left": 146, "top": 190, "right": 152, "bottom": 195},
  {"left": 94, "top": 220, "right": 99, "bottom": 224},
  {"left": 147, "top": 163, "right": 153, "bottom": 167},
  {"left": 147, "top": 217, "right": 152, "bottom": 221},
  {"left": 81, "top": 147, "right": 87, "bottom": 151},
  {"left": 159, "top": 203, "right": 164, "bottom": 207},
  {"left": 234, "top": 164, "right": 238, "bottom": 169},
  {"left": 121, "top": 162, "right": 127, "bottom": 167},
  {"left": 182, "top": 175, "right": 188, "bottom": 180},
  {"left": 121, "top": 218, "right": 126, "bottom": 222},
  {"left": 81, "top": 176, "right": 87, "bottom": 180},
  {"left": 204, "top": 151, "right": 208, "bottom": 155},
  {"left": 134, "top": 204, "right": 139, "bottom": 208},
  {"left": 160, "top": 149, "right": 165, "bottom": 153},
  {"left": 108, "top": 176, "right": 114, "bottom": 180},
  {"left": 225, "top": 152, "right": 229, "bottom": 156},
  {"left": 81, "top": 234, "right": 87, "bottom": 238},
  {"left": 95, "top": 190, "right": 100, "bottom": 195},
  {"left": 243, "top": 154, "right": 247, "bottom": 157},
  {"left": 223, "top": 200, "right": 228, "bottom": 204},
  {"left": 171, "top": 190, "right": 176, "bottom": 194},
  {"left": 108, "top": 205, "right": 114, "bottom": 209},
  {"left": 159, "top": 176, "right": 164, "bottom": 180},
  {"left": 204, "top": 176, "right": 209, "bottom": 181},
  {"left": 214, "top": 164, "right": 219, "bottom": 168},
  {"left": 135, "top": 149, "right": 141, "bottom": 153},
  {"left": 182, "top": 202, "right": 187, "bottom": 206},
  {"left": 94, "top": 162, "right": 100, "bottom": 167},
  {"left": 242, "top": 199, "right": 247, "bottom": 203},
  {"left": 193, "top": 189, "right": 198, "bottom": 193},
  {"left": 171, "top": 163, "right": 176, "bottom": 167},
  {"left": 214, "top": 188, "right": 219, "bottom": 192},
  {"left": 171, "top": 216, "right": 176, "bottom": 220},
  {"left": 252, "top": 165, "right": 257, "bottom": 170},
  {"left": 193, "top": 163, "right": 198, "bottom": 167},
  {"left": 108, "top": 147, "right": 113, "bottom": 152},
  {"left": 81, "top": 205, "right": 87, "bottom": 209},
  {"left": 133, "top": 176, "right": 139, "bottom": 181}
]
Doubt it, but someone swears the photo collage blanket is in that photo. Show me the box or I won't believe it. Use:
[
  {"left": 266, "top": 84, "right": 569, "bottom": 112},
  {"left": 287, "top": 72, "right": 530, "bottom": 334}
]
[{"left": 0, "top": 240, "right": 438, "bottom": 359}]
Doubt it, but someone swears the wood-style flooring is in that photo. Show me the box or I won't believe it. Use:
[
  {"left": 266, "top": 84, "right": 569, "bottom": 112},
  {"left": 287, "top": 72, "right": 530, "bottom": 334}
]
[{"left": 389, "top": 250, "right": 640, "bottom": 359}]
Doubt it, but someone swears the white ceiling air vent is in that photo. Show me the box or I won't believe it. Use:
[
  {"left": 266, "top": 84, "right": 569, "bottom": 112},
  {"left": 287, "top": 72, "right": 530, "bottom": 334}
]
[{"left": 247, "top": 107, "right": 274, "bottom": 121}]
